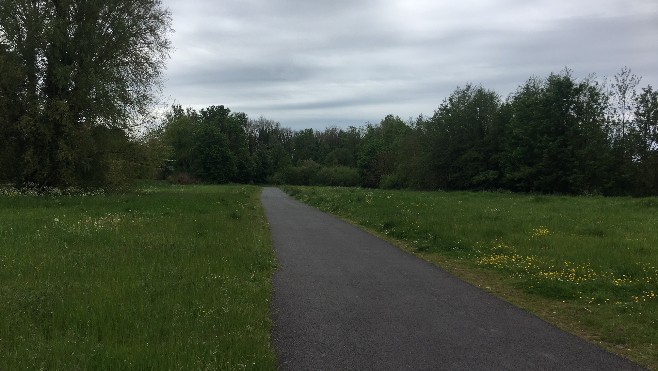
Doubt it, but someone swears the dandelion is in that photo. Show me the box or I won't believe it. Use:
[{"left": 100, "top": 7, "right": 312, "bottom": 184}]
[
  {"left": 531, "top": 226, "right": 550, "bottom": 237},
  {"left": 632, "top": 291, "right": 657, "bottom": 303}
]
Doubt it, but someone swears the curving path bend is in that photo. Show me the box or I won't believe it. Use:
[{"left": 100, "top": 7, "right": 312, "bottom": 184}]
[{"left": 261, "top": 187, "right": 644, "bottom": 371}]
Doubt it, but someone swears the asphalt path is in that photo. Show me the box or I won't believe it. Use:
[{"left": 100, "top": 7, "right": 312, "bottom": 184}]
[{"left": 261, "top": 187, "right": 644, "bottom": 370}]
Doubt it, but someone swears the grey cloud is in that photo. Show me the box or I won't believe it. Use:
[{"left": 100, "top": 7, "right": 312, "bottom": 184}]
[
  {"left": 160, "top": 0, "right": 658, "bottom": 130},
  {"left": 168, "top": 61, "right": 316, "bottom": 86}
]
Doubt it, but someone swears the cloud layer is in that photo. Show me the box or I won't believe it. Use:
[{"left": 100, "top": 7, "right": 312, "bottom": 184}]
[{"left": 161, "top": 0, "right": 658, "bottom": 129}]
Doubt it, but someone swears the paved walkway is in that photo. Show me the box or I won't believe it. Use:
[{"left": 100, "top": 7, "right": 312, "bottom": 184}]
[{"left": 261, "top": 187, "right": 644, "bottom": 370}]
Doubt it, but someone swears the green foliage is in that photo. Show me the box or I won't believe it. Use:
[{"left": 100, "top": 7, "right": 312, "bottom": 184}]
[
  {"left": 190, "top": 124, "right": 236, "bottom": 183},
  {"left": 271, "top": 163, "right": 360, "bottom": 187},
  {"left": 632, "top": 85, "right": 658, "bottom": 195},
  {"left": 379, "top": 173, "right": 408, "bottom": 189},
  {"left": 274, "top": 160, "right": 321, "bottom": 185},
  {"left": 0, "top": 184, "right": 276, "bottom": 369},
  {"left": 162, "top": 105, "right": 198, "bottom": 173},
  {"left": 0, "top": 0, "right": 171, "bottom": 188},
  {"left": 84, "top": 127, "right": 143, "bottom": 189},
  {"left": 635, "top": 85, "right": 658, "bottom": 150},
  {"left": 248, "top": 116, "right": 293, "bottom": 183},
  {"left": 357, "top": 115, "right": 411, "bottom": 188},
  {"left": 133, "top": 124, "right": 172, "bottom": 181},
  {"left": 503, "top": 71, "right": 612, "bottom": 194},
  {"left": 291, "top": 128, "right": 319, "bottom": 165},
  {"left": 312, "top": 166, "right": 360, "bottom": 187},
  {"left": 418, "top": 84, "right": 503, "bottom": 190},
  {"left": 200, "top": 106, "right": 252, "bottom": 183},
  {"left": 0, "top": 44, "right": 23, "bottom": 182},
  {"left": 158, "top": 105, "right": 254, "bottom": 184},
  {"left": 149, "top": 67, "right": 657, "bottom": 195}
]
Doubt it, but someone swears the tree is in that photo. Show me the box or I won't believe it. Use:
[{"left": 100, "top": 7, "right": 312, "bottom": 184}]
[
  {"left": 158, "top": 105, "right": 257, "bottom": 184},
  {"left": 608, "top": 67, "right": 641, "bottom": 145},
  {"left": 0, "top": 0, "right": 171, "bottom": 187},
  {"left": 635, "top": 85, "right": 658, "bottom": 154},
  {"left": 0, "top": 44, "right": 24, "bottom": 181},
  {"left": 308, "top": 126, "right": 362, "bottom": 167},
  {"left": 418, "top": 84, "right": 501, "bottom": 190},
  {"left": 357, "top": 115, "right": 410, "bottom": 188},
  {"left": 199, "top": 106, "right": 252, "bottom": 183},
  {"left": 162, "top": 105, "right": 198, "bottom": 174},
  {"left": 503, "top": 71, "right": 612, "bottom": 194},
  {"left": 247, "top": 116, "right": 292, "bottom": 183},
  {"left": 633, "top": 85, "right": 658, "bottom": 194},
  {"left": 190, "top": 124, "right": 235, "bottom": 183},
  {"left": 394, "top": 115, "right": 432, "bottom": 189},
  {"left": 291, "top": 129, "right": 319, "bottom": 165},
  {"left": 601, "top": 67, "right": 642, "bottom": 192}
]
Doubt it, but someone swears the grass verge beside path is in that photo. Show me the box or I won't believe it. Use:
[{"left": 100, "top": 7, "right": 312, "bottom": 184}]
[
  {"left": 0, "top": 184, "right": 276, "bottom": 370},
  {"left": 283, "top": 186, "right": 658, "bottom": 370}
]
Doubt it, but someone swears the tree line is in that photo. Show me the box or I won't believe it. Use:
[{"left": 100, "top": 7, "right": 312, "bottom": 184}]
[
  {"left": 1, "top": 1, "right": 656, "bottom": 197},
  {"left": 147, "top": 68, "right": 658, "bottom": 196}
]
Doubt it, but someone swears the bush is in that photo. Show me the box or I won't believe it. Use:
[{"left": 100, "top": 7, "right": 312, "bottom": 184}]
[
  {"left": 379, "top": 173, "right": 405, "bottom": 189},
  {"left": 275, "top": 160, "right": 321, "bottom": 185},
  {"left": 167, "top": 172, "right": 199, "bottom": 184},
  {"left": 312, "top": 166, "right": 360, "bottom": 187}
]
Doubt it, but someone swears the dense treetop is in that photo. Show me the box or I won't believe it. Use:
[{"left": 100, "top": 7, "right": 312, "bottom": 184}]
[{"left": 0, "top": 0, "right": 171, "bottom": 188}]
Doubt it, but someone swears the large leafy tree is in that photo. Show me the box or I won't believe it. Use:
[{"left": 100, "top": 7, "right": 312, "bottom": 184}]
[
  {"left": 420, "top": 84, "right": 502, "bottom": 190},
  {"left": 357, "top": 115, "right": 410, "bottom": 188},
  {"left": 159, "top": 105, "right": 256, "bottom": 184},
  {"left": 291, "top": 129, "right": 319, "bottom": 165},
  {"left": 246, "top": 116, "right": 292, "bottom": 183},
  {"left": 198, "top": 105, "right": 252, "bottom": 183},
  {"left": 191, "top": 124, "right": 236, "bottom": 184},
  {"left": 161, "top": 105, "right": 198, "bottom": 174},
  {"left": 503, "top": 71, "right": 612, "bottom": 194},
  {"left": 0, "top": 0, "right": 171, "bottom": 186}
]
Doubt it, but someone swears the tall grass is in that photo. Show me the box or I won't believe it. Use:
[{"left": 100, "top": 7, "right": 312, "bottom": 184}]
[
  {"left": 0, "top": 184, "right": 276, "bottom": 370},
  {"left": 284, "top": 186, "right": 658, "bottom": 369}
]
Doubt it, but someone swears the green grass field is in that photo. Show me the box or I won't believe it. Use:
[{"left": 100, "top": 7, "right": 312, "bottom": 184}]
[
  {"left": 0, "top": 184, "right": 276, "bottom": 370},
  {"left": 4, "top": 183, "right": 656, "bottom": 369},
  {"left": 284, "top": 186, "right": 658, "bottom": 369}
]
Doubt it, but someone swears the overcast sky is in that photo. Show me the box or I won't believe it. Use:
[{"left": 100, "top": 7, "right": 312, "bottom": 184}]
[{"left": 159, "top": 0, "right": 658, "bottom": 130}]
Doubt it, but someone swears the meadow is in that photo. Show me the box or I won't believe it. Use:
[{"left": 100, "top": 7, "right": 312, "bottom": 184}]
[
  {"left": 0, "top": 184, "right": 276, "bottom": 370},
  {"left": 284, "top": 186, "right": 658, "bottom": 369}
]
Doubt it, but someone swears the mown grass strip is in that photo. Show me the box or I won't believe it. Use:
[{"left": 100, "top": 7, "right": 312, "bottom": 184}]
[
  {"left": 283, "top": 186, "right": 658, "bottom": 370},
  {"left": 0, "top": 184, "right": 276, "bottom": 370}
]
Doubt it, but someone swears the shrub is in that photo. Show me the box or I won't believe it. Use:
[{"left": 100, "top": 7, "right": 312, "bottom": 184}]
[
  {"left": 379, "top": 173, "right": 405, "bottom": 189},
  {"left": 167, "top": 172, "right": 199, "bottom": 184},
  {"left": 312, "top": 166, "right": 360, "bottom": 187},
  {"left": 276, "top": 160, "right": 321, "bottom": 185}
]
